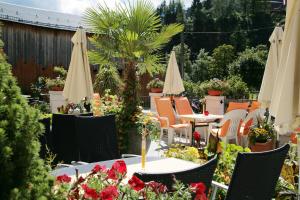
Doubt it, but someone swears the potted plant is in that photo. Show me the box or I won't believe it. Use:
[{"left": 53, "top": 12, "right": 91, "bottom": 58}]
[
  {"left": 203, "top": 78, "right": 227, "bottom": 96},
  {"left": 47, "top": 66, "right": 67, "bottom": 113},
  {"left": 46, "top": 77, "right": 65, "bottom": 91},
  {"left": 46, "top": 66, "right": 67, "bottom": 91},
  {"left": 147, "top": 78, "right": 164, "bottom": 93},
  {"left": 248, "top": 122, "right": 275, "bottom": 152}
]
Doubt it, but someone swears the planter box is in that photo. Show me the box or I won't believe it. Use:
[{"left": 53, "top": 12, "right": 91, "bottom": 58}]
[
  {"left": 205, "top": 95, "right": 225, "bottom": 115},
  {"left": 150, "top": 88, "right": 163, "bottom": 93},
  {"left": 250, "top": 139, "right": 274, "bottom": 152},
  {"left": 149, "top": 92, "right": 163, "bottom": 112},
  {"left": 208, "top": 90, "right": 223, "bottom": 96},
  {"left": 49, "top": 91, "right": 67, "bottom": 113}
]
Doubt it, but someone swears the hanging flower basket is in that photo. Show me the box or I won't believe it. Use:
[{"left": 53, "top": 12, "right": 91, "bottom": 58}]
[{"left": 208, "top": 90, "right": 222, "bottom": 96}]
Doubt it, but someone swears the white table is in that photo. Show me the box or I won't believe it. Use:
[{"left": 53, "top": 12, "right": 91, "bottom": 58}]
[
  {"left": 51, "top": 157, "right": 200, "bottom": 180},
  {"left": 179, "top": 114, "right": 223, "bottom": 123},
  {"left": 180, "top": 114, "right": 224, "bottom": 144}
]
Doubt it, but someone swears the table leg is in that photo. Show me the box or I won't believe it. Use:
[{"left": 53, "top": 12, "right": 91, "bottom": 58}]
[{"left": 191, "top": 120, "right": 195, "bottom": 146}]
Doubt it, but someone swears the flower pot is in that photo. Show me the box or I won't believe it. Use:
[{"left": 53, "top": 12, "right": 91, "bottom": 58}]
[
  {"left": 250, "top": 139, "right": 274, "bottom": 152},
  {"left": 50, "top": 86, "right": 64, "bottom": 91},
  {"left": 208, "top": 90, "right": 222, "bottom": 96},
  {"left": 127, "top": 128, "right": 151, "bottom": 155},
  {"left": 150, "top": 88, "right": 163, "bottom": 93}
]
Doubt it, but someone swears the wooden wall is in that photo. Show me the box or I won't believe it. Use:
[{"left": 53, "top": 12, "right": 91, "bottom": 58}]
[
  {"left": 0, "top": 20, "right": 150, "bottom": 95},
  {"left": 0, "top": 20, "right": 96, "bottom": 92}
]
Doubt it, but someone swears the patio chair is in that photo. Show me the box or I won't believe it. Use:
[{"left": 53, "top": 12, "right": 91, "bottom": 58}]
[
  {"left": 134, "top": 155, "right": 218, "bottom": 193},
  {"left": 211, "top": 144, "right": 290, "bottom": 200},
  {"left": 208, "top": 109, "right": 247, "bottom": 146},
  {"left": 238, "top": 109, "right": 260, "bottom": 147},
  {"left": 249, "top": 101, "right": 261, "bottom": 112},
  {"left": 39, "top": 117, "right": 52, "bottom": 159},
  {"left": 226, "top": 102, "right": 250, "bottom": 113},
  {"left": 174, "top": 97, "right": 210, "bottom": 141},
  {"left": 155, "top": 97, "right": 191, "bottom": 145}
]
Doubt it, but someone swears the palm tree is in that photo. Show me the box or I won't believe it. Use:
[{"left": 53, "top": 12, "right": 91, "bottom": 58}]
[{"left": 84, "top": 0, "right": 183, "bottom": 151}]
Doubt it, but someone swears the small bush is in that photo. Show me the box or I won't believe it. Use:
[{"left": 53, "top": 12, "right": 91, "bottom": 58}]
[
  {"left": 94, "top": 65, "right": 123, "bottom": 96},
  {"left": 224, "top": 75, "right": 249, "bottom": 99},
  {"left": 183, "top": 81, "right": 204, "bottom": 99}
]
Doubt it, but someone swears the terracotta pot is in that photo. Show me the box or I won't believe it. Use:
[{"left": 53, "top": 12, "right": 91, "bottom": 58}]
[
  {"left": 50, "top": 86, "right": 63, "bottom": 91},
  {"left": 208, "top": 90, "right": 222, "bottom": 96},
  {"left": 250, "top": 139, "right": 274, "bottom": 152},
  {"left": 150, "top": 88, "right": 163, "bottom": 93}
]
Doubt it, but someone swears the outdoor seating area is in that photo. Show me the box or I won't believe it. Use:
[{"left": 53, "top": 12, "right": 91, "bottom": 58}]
[{"left": 1, "top": 0, "right": 300, "bottom": 200}]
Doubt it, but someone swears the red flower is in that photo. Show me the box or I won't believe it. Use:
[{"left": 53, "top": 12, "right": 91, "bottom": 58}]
[
  {"left": 77, "top": 176, "right": 85, "bottom": 184},
  {"left": 92, "top": 164, "right": 106, "bottom": 174},
  {"left": 82, "top": 184, "right": 99, "bottom": 199},
  {"left": 100, "top": 186, "right": 118, "bottom": 200},
  {"left": 108, "top": 160, "right": 127, "bottom": 180},
  {"left": 146, "top": 181, "right": 168, "bottom": 194},
  {"left": 191, "top": 182, "right": 207, "bottom": 200},
  {"left": 56, "top": 174, "right": 71, "bottom": 183},
  {"left": 128, "top": 176, "right": 145, "bottom": 191},
  {"left": 193, "top": 131, "right": 201, "bottom": 142}
]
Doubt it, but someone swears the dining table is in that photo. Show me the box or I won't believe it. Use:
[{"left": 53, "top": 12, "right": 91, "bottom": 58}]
[
  {"left": 179, "top": 114, "right": 224, "bottom": 144},
  {"left": 51, "top": 156, "right": 201, "bottom": 181}
]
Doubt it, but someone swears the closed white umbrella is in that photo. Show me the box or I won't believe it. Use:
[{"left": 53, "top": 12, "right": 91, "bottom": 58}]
[
  {"left": 258, "top": 27, "right": 283, "bottom": 108},
  {"left": 63, "top": 28, "right": 94, "bottom": 104},
  {"left": 269, "top": 0, "right": 300, "bottom": 131},
  {"left": 163, "top": 51, "right": 185, "bottom": 95}
]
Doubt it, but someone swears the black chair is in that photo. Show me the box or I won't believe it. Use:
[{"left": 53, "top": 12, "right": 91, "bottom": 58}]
[
  {"left": 211, "top": 144, "right": 290, "bottom": 200},
  {"left": 39, "top": 117, "right": 52, "bottom": 159},
  {"left": 52, "top": 114, "right": 79, "bottom": 163},
  {"left": 134, "top": 156, "right": 218, "bottom": 193},
  {"left": 75, "top": 115, "right": 120, "bottom": 162}
]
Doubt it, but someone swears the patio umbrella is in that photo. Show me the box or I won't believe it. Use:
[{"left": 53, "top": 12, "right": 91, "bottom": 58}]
[
  {"left": 163, "top": 51, "right": 185, "bottom": 95},
  {"left": 269, "top": 0, "right": 300, "bottom": 131},
  {"left": 258, "top": 26, "right": 283, "bottom": 108},
  {"left": 63, "top": 28, "right": 93, "bottom": 104}
]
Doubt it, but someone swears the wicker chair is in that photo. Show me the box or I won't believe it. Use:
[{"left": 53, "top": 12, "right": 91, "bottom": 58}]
[
  {"left": 211, "top": 144, "right": 290, "bottom": 200},
  {"left": 134, "top": 156, "right": 218, "bottom": 194}
]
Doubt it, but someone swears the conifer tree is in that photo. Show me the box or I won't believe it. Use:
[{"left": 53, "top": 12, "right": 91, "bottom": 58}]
[{"left": 0, "top": 34, "right": 52, "bottom": 199}]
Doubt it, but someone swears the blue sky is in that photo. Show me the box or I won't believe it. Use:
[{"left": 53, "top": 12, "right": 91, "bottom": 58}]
[{"left": 0, "top": 0, "right": 192, "bottom": 15}]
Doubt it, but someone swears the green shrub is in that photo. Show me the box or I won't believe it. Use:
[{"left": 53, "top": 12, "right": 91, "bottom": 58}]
[
  {"left": 190, "top": 49, "right": 214, "bottom": 82},
  {"left": 229, "top": 45, "right": 268, "bottom": 90},
  {"left": 210, "top": 44, "right": 236, "bottom": 79},
  {"left": 94, "top": 65, "right": 123, "bottom": 96},
  {"left": 224, "top": 75, "right": 249, "bottom": 99},
  {"left": 0, "top": 37, "right": 53, "bottom": 199},
  {"left": 183, "top": 81, "right": 204, "bottom": 99}
]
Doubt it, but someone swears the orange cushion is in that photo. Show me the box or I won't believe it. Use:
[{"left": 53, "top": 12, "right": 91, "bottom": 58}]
[
  {"left": 227, "top": 102, "right": 250, "bottom": 112},
  {"left": 240, "top": 118, "right": 253, "bottom": 136},
  {"left": 249, "top": 101, "right": 261, "bottom": 112},
  {"left": 211, "top": 120, "right": 231, "bottom": 137},
  {"left": 174, "top": 97, "right": 193, "bottom": 115},
  {"left": 155, "top": 97, "right": 176, "bottom": 126}
]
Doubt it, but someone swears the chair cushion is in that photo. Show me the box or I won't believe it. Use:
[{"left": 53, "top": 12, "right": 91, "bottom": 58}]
[
  {"left": 170, "top": 124, "right": 190, "bottom": 129},
  {"left": 227, "top": 102, "right": 250, "bottom": 112},
  {"left": 155, "top": 97, "right": 176, "bottom": 125},
  {"left": 249, "top": 101, "right": 261, "bottom": 112},
  {"left": 174, "top": 97, "right": 193, "bottom": 115}
]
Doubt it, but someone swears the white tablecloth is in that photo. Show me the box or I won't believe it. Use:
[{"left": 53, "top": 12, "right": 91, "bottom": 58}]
[{"left": 52, "top": 157, "right": 200, "bottom": 180}]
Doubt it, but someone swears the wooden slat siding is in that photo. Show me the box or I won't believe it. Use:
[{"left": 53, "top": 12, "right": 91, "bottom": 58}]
[
  {"left": 0, "top": 20, "right": 96, "bottom": 92},
  {"left": 0, "top": 20, "right": 151, "bottom": 95}
]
